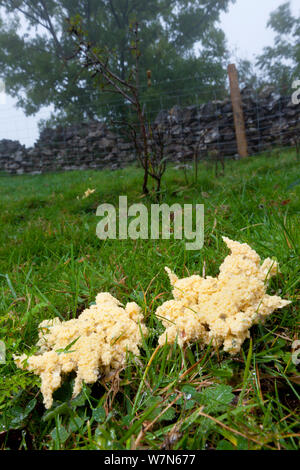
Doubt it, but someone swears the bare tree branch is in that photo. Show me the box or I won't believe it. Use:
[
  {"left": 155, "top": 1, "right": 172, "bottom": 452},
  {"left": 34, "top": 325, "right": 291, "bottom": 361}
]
[{"left": 39, "top": 0, "right": 64, "bottom": 58}]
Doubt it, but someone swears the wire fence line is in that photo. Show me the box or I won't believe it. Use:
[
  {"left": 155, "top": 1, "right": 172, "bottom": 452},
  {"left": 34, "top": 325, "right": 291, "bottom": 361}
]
[
  {"left": 0, "top": 80, "right": 295, "bottom": 133},
  {"left": 0, "top": 80, "right": 299, "bottom": 174}
]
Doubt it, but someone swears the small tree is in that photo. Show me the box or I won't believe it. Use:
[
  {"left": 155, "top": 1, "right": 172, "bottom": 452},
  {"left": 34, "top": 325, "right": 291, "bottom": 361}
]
[
  {"left": 67, "top": 16, "right": 167, "bottom": 196},
  {"left": 128, "top": 120, "right": 171, "bottom": 196}
]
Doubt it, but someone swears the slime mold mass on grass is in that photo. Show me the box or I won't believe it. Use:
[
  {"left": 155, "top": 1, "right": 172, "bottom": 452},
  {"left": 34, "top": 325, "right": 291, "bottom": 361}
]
[
  {"left": 14, "top": 293, "right": 147, "bottom": 409},
  {"left": 14, "top": 238, "right": 291, "bottom": 409},
  {"left": 156, "top": 237, "right": 291, "bottom": 354}
]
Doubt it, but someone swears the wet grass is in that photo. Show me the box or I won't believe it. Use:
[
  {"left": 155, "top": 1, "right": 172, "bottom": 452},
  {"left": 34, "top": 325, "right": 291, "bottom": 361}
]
[{"left": 0, "top": 149, "right": 299, "bottom": 450}]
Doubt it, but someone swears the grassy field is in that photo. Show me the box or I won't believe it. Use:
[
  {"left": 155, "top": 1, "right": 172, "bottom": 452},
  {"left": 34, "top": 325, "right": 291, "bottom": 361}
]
[{"left": 0, "top": 150, "right": 299, "bottom": 450}]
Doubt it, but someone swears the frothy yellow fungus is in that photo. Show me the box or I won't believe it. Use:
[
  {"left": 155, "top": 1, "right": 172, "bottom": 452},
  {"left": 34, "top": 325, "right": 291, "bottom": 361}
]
[
  {"left": 14, "top": 293, "right": 147, "bottom": 409},
  {"left": 155, "top": 237, "right": 291, "bottom": 354}
]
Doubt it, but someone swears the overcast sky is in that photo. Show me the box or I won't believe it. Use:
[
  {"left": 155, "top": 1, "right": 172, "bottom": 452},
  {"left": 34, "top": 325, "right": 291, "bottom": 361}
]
[
  {"left": 221, "top": 0, "right": 299, "bottom": 60},
  {"left": 0, "top": 0, "right": 299, "bottom": 147}
]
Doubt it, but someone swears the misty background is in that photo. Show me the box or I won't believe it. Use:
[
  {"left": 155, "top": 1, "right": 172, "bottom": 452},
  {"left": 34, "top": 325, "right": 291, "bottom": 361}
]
[{"left": 0, "top": 0, "right": 299, "bottom": 146}]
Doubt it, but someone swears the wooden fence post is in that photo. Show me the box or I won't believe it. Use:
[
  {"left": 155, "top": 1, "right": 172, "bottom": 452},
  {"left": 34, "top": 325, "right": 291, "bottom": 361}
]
[{"left": 227, "top": 64, "right": 248, "bottom": 158}]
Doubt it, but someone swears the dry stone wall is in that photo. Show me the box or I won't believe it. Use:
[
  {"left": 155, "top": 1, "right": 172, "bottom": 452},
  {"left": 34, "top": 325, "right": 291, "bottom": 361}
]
[{"left": 0, "top": 86, "right": 299, "bottom": 175}]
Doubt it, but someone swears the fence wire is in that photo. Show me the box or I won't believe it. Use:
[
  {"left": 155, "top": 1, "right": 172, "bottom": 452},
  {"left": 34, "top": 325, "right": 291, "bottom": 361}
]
[{"left": 0, "top": 80, "right": 299, "bottom": 174}]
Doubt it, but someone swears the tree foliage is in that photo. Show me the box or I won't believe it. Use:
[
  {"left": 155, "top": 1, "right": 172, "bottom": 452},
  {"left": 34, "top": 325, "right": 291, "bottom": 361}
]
[
  {"left": 257, "top": 1, "right": 300, "bottom": 92},
  {"left": 0, "top": 0, "right": 233, "bottom": 124}
]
